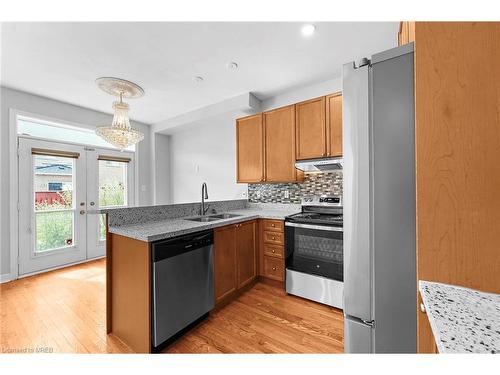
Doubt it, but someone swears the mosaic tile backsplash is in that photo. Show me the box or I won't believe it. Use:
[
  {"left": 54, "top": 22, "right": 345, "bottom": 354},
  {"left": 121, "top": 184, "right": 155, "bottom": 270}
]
[{"left": 248, "top": 171, "right": 343, "bottom": 204}]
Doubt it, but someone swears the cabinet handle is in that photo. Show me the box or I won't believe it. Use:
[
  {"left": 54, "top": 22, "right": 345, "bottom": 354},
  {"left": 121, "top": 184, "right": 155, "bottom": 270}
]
[
  {"left": 272, "top": 249, "right": 275, "bottom": 253},
  {"left": 271, "top": 224, "right": 275, "bottom": 227},
  {"left": 272, "top": 267, "right": 276, "bottom": 271},
  {"left": 272, "top": 237, "right": 276, "bottom": 240}
]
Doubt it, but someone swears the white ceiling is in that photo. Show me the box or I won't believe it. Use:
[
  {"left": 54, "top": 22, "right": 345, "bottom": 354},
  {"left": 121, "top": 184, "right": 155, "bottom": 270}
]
[{"left": 1, "top": 22, "right": 398, "bottom": 124}]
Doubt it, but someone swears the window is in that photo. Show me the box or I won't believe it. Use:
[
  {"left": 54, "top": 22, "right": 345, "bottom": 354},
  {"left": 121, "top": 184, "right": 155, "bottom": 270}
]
[{"left": 18, "top": 116, "right": 135, "bottom": 151}]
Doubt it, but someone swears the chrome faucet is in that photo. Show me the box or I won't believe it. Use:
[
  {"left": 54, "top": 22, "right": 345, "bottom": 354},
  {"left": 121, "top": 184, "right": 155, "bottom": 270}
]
[{"left": 201, "top": 182, "right": 209, "bottom": 216}]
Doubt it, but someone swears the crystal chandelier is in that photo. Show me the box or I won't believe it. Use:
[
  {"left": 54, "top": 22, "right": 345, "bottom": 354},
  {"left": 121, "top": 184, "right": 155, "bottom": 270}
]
[{"left": 95, "top": 77, "right": 145, "bottom": 150}]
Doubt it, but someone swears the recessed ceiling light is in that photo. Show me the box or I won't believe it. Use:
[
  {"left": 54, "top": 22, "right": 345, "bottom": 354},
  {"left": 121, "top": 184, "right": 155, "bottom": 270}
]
[
  {"left": 194, "top": 76, "right": 204, "bottom": 83},
  {"left": 227, "top": 62, "right": 238, "bottom": 70},
  {"left": 301, "top": 24, "right": 316, "bottom": 37}
]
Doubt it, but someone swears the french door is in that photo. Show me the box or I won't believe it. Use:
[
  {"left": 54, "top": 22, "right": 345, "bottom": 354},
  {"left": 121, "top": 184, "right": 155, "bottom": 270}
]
[{"left": 18, "top": 137, "right": 134, "bottom": 276}]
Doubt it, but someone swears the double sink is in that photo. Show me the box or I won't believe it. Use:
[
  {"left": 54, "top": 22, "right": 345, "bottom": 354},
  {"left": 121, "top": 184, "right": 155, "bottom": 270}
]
[{"left": 184, "top": 213, "right": 242, "bottom": 223}]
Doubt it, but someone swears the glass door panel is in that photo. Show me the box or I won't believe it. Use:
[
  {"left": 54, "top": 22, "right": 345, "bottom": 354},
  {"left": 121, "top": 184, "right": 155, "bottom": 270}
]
[
  {"left": 86, "top": 149, "right": 135, "bottom": 259},
  {"left": 18, "top": 138, "right": 87, "bottom": 275},
  {"left": 33, "top": 154, "right": 75, "bottom": 252}
]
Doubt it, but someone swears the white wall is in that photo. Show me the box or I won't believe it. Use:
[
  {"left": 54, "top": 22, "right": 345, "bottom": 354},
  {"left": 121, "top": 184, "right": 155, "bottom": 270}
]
[
  {"left": 167, "top": 111, "right": 248, "bottom": 204},
  {"left": 0, "top": 87, "right": 152, "bottom": 277},
  {"left": 152, "top": 132, "right": 171, "bottom": 204},
  {"left": 161, "top": 77, "right": 342, "bottom": 205}
]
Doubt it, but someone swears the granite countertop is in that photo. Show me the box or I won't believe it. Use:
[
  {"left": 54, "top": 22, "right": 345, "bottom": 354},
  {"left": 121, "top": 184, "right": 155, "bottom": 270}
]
[
  {"left": 108, "top": 207, "right": 300, "bottom": 242},
  {"left": 419, "top": 280, "right": 500, "bottom": 354}
]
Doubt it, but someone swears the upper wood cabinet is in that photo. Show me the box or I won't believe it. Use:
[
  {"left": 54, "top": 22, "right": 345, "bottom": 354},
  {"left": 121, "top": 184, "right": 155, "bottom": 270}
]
[
  {"left": 295, "top": 96, "right": 327, "bottom": 160},
  {"left": 398, "top": 21, "right": 415, "bottom": 46},
  {"left": 236, "top": 114, "right": 264, "bottom": 183},
  {"left": 263, "top": 105, "right": 303, "bottom": 182},
  {"left": 326, "top": 93, "right": 343, "bottom": 157}
]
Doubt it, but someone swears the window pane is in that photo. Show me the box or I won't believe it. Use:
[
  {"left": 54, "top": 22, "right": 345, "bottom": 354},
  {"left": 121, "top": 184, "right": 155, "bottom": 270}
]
[
  {"left": 99, "top": 160, "right": 127, "bottom": 207},
  {"left": 100, "top": 214, "right": 106, "bottom": 241},
  {"left": 35, "top": 211, "right": 74, "bottom": 252},
  {"left": 18, "top": 117, "right": 134, "bottom": 151},
  {"left": 34, "top": 155, "right": 74, "bottom": 211}
]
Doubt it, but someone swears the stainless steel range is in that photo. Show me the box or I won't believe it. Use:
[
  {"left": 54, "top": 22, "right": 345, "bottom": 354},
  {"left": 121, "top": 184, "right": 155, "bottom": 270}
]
[{"left": 284, "top": 196, "right": 343, "bottom": 309}]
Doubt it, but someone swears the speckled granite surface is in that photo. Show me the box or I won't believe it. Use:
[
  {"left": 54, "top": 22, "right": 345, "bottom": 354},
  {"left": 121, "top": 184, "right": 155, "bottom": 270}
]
[
  {"left": 107, "top": 204, "right": 301, "bottom": 242},
  {"left": 419, "top": 280, "right": 500, "bottom": 354}
]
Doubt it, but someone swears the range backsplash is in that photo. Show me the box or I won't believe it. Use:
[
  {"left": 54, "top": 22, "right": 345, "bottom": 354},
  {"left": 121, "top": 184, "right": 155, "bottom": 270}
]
[{"left": 248, "top": 171, "right": 343, "bottom": 204}]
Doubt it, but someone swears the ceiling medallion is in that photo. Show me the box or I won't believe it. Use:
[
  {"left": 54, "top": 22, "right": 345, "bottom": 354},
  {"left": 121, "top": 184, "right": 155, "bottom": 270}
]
[{"left": 95, "top": 77, "right": 145, "bottom": 150}]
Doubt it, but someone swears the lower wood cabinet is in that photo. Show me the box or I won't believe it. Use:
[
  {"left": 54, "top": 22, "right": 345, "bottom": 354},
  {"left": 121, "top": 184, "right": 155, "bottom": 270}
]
[
  {"left": 214, "top": 220, "right": 257, "bottom": 304},
  {"left": 259, "top": 219, "right": 285, "bottom": 282}
]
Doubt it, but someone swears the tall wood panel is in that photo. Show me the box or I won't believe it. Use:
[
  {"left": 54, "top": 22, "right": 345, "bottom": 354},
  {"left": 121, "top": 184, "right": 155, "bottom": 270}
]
[
  {"left": 236, "top": 113, "right": 264, "bottom": 182},
  {"left": 415, "top": 22, "right": 500, "bottom": 353},
  {"left": 264, "top": 105, "right": 302, "bottom": 182}
]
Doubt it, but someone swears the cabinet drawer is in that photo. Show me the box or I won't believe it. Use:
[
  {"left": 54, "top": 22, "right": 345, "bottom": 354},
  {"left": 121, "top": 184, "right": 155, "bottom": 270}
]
[
  {"left": 263, "top": 256, "right": 284, "bottom": 281},
  {"left": 263, "top": 244, "right": 283, "bottom": 258},
  {"left": 262, "top": 219, "right": 283, "bottom": 232},
  {"left": 263, "top": 231, "right": 284, "bottom": 245}
]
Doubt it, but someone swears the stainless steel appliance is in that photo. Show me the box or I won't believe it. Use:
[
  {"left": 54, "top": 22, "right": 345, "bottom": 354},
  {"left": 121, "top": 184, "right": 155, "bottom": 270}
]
[
  {"left": 342, "top": 43, "right": 416, "bottom": 353},
  {"left": 151, "top": 230, "right": 214, "bottom": 351},
  {"left": 295, "top": 157, "right": 343, "bottom": 172},
  {"left": 285, "top": 196, "right": 343, "bottom": 309}
]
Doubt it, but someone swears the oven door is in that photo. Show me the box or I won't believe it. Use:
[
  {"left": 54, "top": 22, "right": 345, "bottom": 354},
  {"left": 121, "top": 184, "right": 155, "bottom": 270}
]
[{"left": 285, "top": 222, "right": 343, "bottom": 281}]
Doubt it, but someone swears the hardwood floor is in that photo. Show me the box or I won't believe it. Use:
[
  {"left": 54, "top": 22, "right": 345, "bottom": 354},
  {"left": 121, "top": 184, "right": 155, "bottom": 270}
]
[{"left": 0, "top": 259, "right": 344, "bottom": 354}]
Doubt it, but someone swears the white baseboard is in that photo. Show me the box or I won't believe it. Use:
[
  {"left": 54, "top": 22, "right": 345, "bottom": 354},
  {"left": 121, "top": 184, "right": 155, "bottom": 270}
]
[{"left": 0, "top": 273, "right": 12, "bottom": 284}]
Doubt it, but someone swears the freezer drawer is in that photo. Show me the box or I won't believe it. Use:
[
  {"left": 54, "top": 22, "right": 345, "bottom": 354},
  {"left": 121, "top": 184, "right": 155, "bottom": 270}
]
[{"left": 344, "top": 316, "right": 373, "bottom": 353}]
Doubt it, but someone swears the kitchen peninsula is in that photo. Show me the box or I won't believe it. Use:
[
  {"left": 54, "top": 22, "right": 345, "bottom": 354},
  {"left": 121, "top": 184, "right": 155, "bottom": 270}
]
[{"left": 103, "top": 200, "right": 300, "bottom": 353}]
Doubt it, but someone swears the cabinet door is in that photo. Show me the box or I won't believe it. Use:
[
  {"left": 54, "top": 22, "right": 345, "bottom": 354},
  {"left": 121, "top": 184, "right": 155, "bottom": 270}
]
[
  {"left": 326, "top": 93, "right": 343, "bottom": 157},
  {"left": 214, "top": 225, "right": 237, "bottom": 304},
  {"left": 236, "top": 114, "right": 264, "bottom": 183},
  {"left": 236, "top": 221, "right": 257, "bottom": 289},
  {"left": 264, "top": 105, "right": 301, "bottom": 182},
  {"left": 295, "top": 96, "right": 326, "bottom": 160}
]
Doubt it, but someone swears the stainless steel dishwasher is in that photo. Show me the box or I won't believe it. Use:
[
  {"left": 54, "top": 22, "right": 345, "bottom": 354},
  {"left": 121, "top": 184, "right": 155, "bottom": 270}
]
[{"left": 152, "top": 230, "right": 214, "bottom": 351}]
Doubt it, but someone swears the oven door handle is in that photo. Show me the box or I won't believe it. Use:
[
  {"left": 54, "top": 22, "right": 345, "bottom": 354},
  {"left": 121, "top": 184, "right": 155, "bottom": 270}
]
[{"left": 285, "top": 222, "right": 343, "bottom": 232}]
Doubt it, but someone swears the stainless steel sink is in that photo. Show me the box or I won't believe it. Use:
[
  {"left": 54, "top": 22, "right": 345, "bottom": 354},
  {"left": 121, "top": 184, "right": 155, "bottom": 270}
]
[
  {"left": 184, "top": 216, "right": 221, "bottom": 222},
  {"left": 183, "top": 213, "right": 242, "bottom": 222},
  {"left": 209, "top": 213, "right": 242, "bottom": 219}
]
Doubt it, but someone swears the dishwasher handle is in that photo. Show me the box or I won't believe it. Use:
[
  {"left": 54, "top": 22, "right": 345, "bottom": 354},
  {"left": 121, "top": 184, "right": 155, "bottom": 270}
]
[{"left": 152, "top": 230, "right": 214, "bottom": 263}]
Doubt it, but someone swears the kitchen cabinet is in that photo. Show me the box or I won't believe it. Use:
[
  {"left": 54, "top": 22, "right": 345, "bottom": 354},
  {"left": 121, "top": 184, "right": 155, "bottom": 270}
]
[
  {"left": 259, "top": 219, "right": 285, "bottom": 282},
  {"left": 326, "top": 93, "right": 343, "bottom": 157},
  {"left": 236, "top": 114, "right": 264, "bottom": 183},
  {"left": 295, "top": 96, "right": 327, "bottom": 160},
  {"left": 398, "top": 21, "right": 415, "bottom": 46},
  {"left": 214, "top": 225, "right": 237, "bottom": 303},
  {"left": 263, "top": 105, "right": 303, "bottom": 182},
  {"left": 214, "top": 220, "right": 257, "bottom": 304},
  {"left": 236, "top": 221, "right": 257, "bottom": 289}
]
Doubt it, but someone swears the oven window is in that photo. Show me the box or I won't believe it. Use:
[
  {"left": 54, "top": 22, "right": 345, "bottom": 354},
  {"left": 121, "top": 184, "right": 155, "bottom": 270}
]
[{"left": 286, "top": 226, "right": 343, "bottom": 281}]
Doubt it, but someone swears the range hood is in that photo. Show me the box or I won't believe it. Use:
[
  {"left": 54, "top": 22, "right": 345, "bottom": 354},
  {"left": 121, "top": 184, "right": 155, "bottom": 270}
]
[{"left": 295, "top": 157, "right": 343, "bottom": 172}]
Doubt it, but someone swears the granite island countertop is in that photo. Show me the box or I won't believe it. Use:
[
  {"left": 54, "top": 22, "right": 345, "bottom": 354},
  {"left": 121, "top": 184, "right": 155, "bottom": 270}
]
[
  {"left": 419, "top": 280, "right": 500, "bottom": 354},
  {"left": 107, "top": 206, "right": 300, "bottom": 242}
]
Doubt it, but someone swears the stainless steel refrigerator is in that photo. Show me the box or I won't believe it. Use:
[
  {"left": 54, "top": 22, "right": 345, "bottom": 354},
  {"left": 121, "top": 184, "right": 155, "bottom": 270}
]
[{"left": 342, "top": 43, "right": 416, "bottom": 353}]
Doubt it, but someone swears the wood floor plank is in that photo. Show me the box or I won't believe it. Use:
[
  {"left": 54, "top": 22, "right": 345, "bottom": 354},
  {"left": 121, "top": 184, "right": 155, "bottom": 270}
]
[{"left": 1, "top": 259, "right": 344, "bottom": 354}]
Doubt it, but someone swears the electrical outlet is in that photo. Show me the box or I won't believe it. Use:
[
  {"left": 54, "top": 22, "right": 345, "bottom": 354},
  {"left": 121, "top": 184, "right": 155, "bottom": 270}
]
[
  {"left": 284, "top": 190, "right": 290, "bottom": 199},
  {"left": 256, "top": 191, "right": 261, "bottom": 198},
  {"left": 242, "top": 191, "right": 247, "bottom": 197}
]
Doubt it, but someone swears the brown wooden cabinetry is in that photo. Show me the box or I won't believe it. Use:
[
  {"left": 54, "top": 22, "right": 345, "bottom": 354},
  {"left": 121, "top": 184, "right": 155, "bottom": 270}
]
[
  {"left": 263, "top": 105, "right": 302, "bottom": 182},
  {"left": 295, "top": 96, "right": 327, "bottom": 160},
  {"left": 259, "top": 219, "right": 285, "bottom": 282},
  {"left": 214, "top": 220, "right": 258, "bottom": 304},
  {"left": 236, "top": 114, "right": 264, "bottom": 183},
  {"left": 326, "top": 93, "right": 343, "bottom": 157}
]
